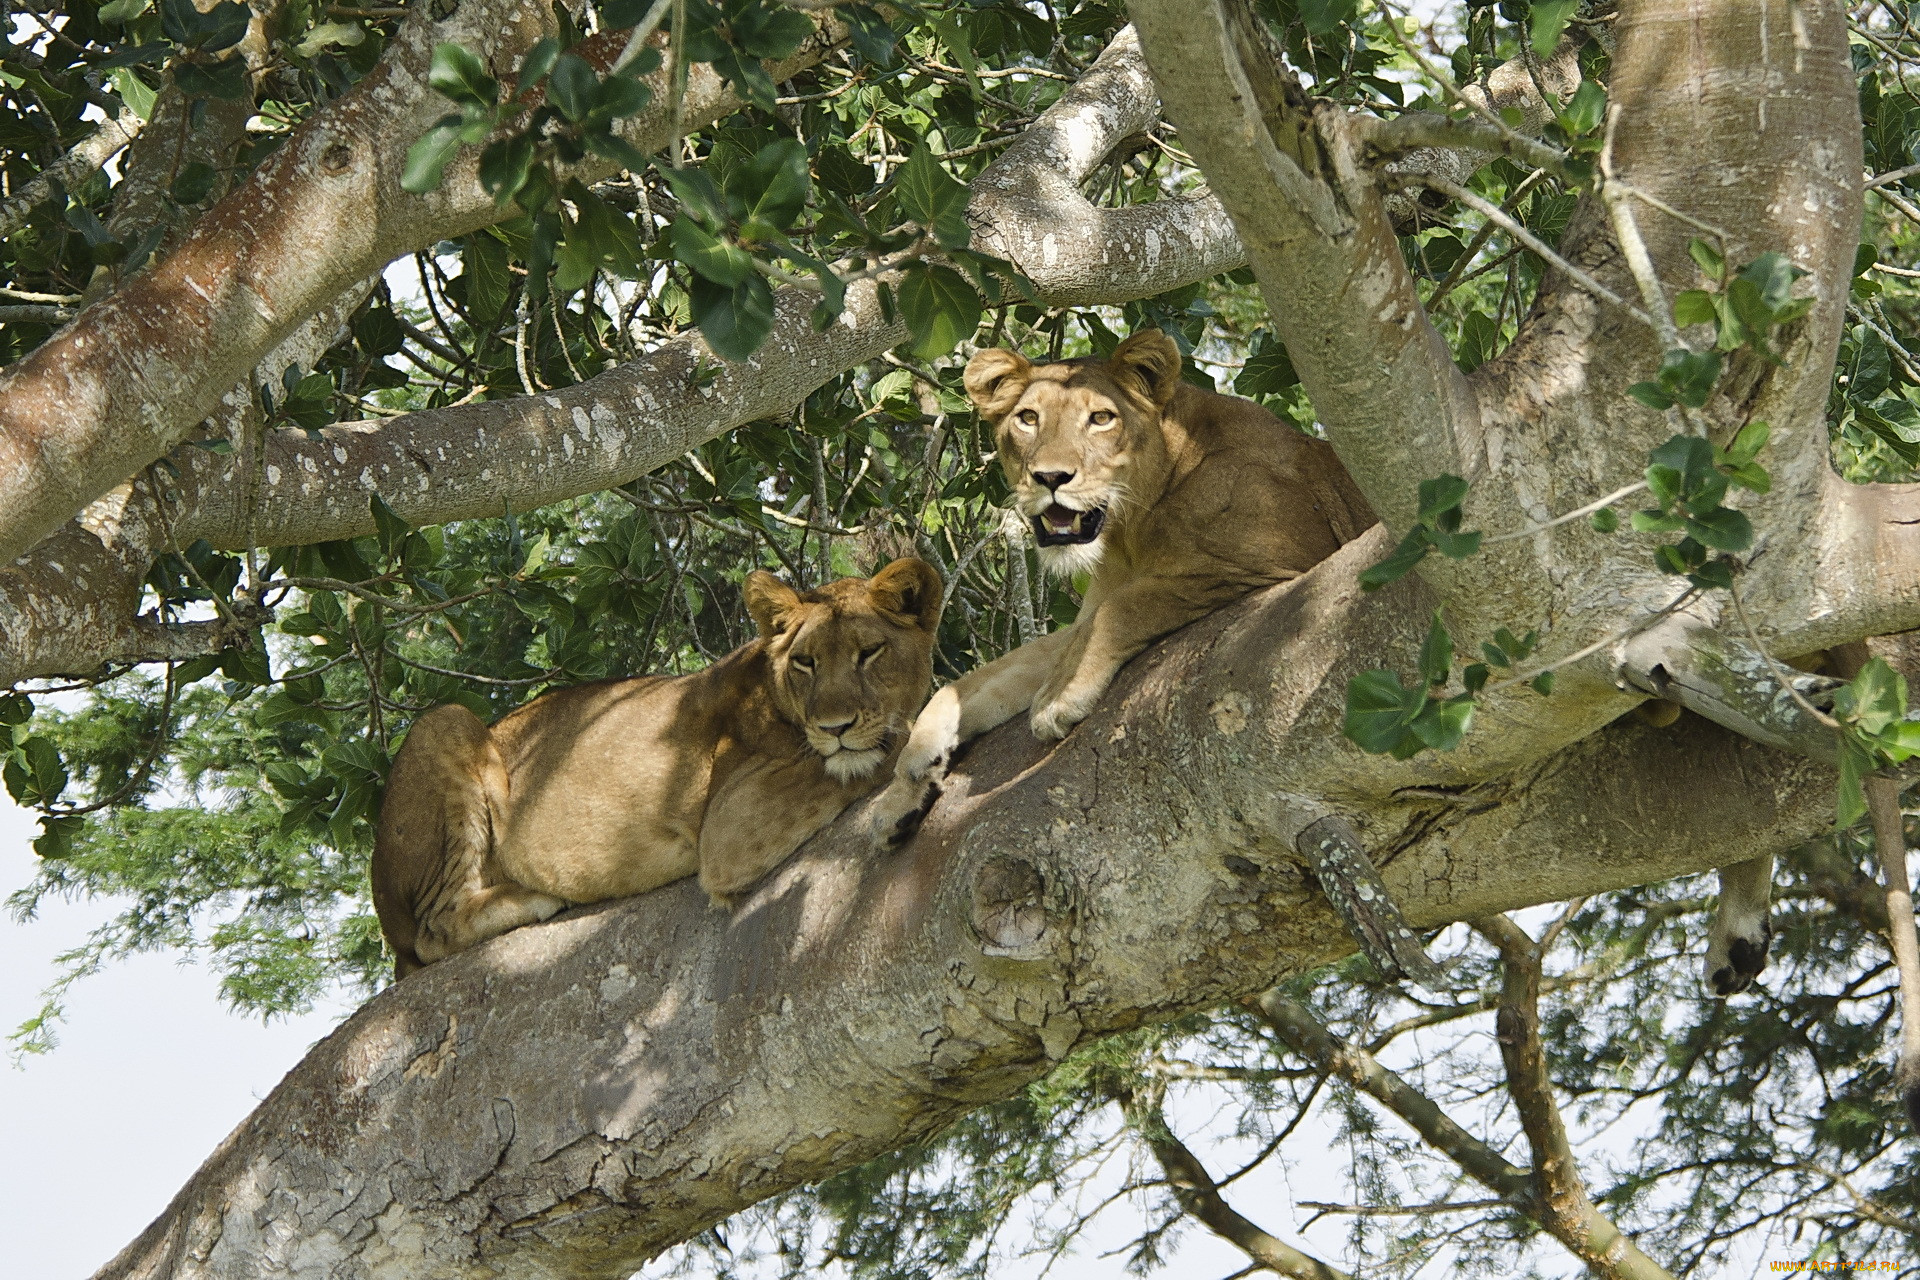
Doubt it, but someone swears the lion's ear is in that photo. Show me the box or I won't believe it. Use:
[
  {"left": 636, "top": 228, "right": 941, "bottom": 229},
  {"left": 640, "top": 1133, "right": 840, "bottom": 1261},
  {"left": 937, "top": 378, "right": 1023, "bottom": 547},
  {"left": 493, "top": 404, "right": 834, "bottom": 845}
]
[
  {"left": 743, "top": 571, "right": 802, "bottom": 639},
  {"left": 1108, "top": 329, "right": 1183, "bottom": 407},
  {"left": 964, "top": 348, "right": 1034, "bottom": 418},
  {"left": 868, "top": 558, "right": 944, "bottom": 632}
]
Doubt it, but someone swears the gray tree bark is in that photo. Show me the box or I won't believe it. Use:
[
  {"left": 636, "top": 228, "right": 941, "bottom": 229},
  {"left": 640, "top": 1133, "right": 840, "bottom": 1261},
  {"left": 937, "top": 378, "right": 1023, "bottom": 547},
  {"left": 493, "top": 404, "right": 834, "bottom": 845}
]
[{"left": 19, "top": 0, "right": 1911, "bottom": 1274}]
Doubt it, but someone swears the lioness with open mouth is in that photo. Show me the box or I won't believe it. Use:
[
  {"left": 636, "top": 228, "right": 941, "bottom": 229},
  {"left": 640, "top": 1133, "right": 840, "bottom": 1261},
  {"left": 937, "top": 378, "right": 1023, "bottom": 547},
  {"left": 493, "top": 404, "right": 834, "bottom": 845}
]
[{"left": 870, "top": 328, "right": 1373, "bottom": 845}]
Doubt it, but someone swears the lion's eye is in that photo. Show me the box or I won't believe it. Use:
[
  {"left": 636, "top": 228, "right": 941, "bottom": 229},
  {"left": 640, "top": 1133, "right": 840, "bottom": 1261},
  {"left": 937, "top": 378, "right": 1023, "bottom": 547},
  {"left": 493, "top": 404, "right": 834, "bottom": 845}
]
[
  {"left": 1015, "top": 409, "right": 1039, "bottom": 430},
  {"left": 792, "top": 655, "right": 815, "bottom": 672},
  {"left": 1089, "top": 410, "right": 1116, "bottom": 428},
  {"left": 858, "top": 644, "right": 885, "bottom": 666}
]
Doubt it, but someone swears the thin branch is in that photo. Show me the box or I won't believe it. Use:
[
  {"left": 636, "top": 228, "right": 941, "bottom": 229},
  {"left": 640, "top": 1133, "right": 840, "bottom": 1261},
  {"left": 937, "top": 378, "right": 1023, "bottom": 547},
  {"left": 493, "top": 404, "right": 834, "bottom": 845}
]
[
  {"left": 1120, "top": 1083, "right": 1354, "bottom": 1280},
  {"left": 1409, "top": 174, "right": 1654, "bottom": 329},
  {"left": 1473, "top": 914, "right": 1678, "bottom": 1280},
  {"left": 0, "top": 101, "right": 143, "bottom": 241},
  {"left": 1480, "top": 480, "right": 1651, "bottom": 546}
]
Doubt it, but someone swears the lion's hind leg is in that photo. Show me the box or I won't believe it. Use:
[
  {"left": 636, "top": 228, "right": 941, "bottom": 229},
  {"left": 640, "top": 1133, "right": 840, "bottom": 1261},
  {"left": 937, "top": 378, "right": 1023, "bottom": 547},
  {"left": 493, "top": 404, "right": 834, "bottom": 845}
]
[{"left": 374, "top": 705, "right": 565, "bottom": 976}]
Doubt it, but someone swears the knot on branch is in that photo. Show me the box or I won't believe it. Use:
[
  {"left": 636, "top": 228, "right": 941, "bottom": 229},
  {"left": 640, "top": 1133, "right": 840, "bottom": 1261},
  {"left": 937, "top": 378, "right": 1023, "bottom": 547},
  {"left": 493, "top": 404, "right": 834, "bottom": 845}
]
[{"left": 970, "top": 855, "right": 1049, "bottom": 958}]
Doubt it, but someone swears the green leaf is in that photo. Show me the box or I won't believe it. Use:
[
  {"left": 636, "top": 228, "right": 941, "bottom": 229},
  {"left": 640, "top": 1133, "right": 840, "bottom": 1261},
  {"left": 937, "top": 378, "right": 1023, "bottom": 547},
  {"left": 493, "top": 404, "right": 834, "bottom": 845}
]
[
  {"left": 548, "top": 52, "right": 599, "bottom": 121},
  {"left": 0, "top": 693, "right": 31, "bottom": 726},
  {"left": 1462, "top": 663, "right": 1489, "bottom": 694},
  {"left": 172, "top": 56, "right": 248, "bottom": 100},
  {"left": 1672, "top": 290, "right": 1717, "bottom": 329},
  {"left": 893, "top": 143, "right": 972, "bottom": 248},
  {"left": 353, "top": 307, "right": 404, "bottom": 358},
  {"left": 1590, "top": 507, "right": 1619, "bottom": 533},
  {"left": 1409, "top": 695, "right": 1475, "bottom": 751},
  {"left": 1417, "top": 611, "right": 1453, "bottom": 686},
  {"left": 732, "top": 138, "right": 811, "bottom": 238},
  {"left": 1739, "top": 251, "right": 1807, "bottom": 312},
  {"left": 1630, "top": 508, "right": 1685, "bottom": 534},
  {"left": 731, "top": 1, "right": 814, "bottom": 58},
  {"left": 517, "top": 35, "right": 561, "bottom": 88},
  {"left": 1562, "top": 80, "right": 1606, "bottom": 136},
  {"left": 402, "top": 117, "right": 466, "bottom": 194},
  {"left": 1343, "top": 670, "right": 1426, "bottom": 754},
  {"left": 1358, "top": 527, "right": 1430, "bottom": 591},
  {"left": 1235, "top": 329, "right": 1299, "bottom": 399},
  {"left": 1722, "top": 418, "right": 1772, "bottom": 466},
  {"left": 1416, "top": 474, "right": 1469, "bottom": 525},
  {"left": 1688, "top": 237, "right": 1726, "bottom": 280},
  {"left": 1627, "top": 380, "right": 1675, "bottom": 410},
  {"left": 463, "top": 232, "right": 512, "bottom": 324},
  {"left": 1656, "top": 348, "right": 1723, "bottom": 408},
  {"left": 5, "top": 736, "right": 67, "bottom": 806},
  {"left": 1837, "top": 656, "right": 1908, "bottom": 736},
  {"left": 1428, "top": 528, "right": 1483, "bottom": 558},
  {"left": 369, "top": 493, "right": 410, "bottom": 558},
  {"left": 429, "top": 41, "right": 498, "bottom": 108},
  {"left": 898, "top": 264, "right": 982, "bottom": 360},
  {"left": 1683, "top": 505, "right": 1753, "bottom": 552},
  {"left": 1530, "top": 0, "right": 1579, "bottom": 56},
  {"left": 689, "top": 273, "right": 776, "bottom": 361},
  {"left": 1299, "top": 0, "right": 1359, "bottom": 36},
  {"left": 672, "top": 215, "right": 755, "bottom": 285},
  {"left": 478, "top": 133, "right": 536, "bottom": 206},
  {"left": 1837, "top": 730, "right": 1873, "bottom": 830}
]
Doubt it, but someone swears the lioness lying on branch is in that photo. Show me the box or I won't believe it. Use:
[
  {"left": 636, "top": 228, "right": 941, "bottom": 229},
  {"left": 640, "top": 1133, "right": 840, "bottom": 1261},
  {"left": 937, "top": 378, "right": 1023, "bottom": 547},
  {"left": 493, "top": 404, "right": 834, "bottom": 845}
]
[
  {"left": 871, "top": 328, "right": 1376, "bottom": 846},
  {"left": 373, "top": 558, "right": 943, "bottom": 976}
]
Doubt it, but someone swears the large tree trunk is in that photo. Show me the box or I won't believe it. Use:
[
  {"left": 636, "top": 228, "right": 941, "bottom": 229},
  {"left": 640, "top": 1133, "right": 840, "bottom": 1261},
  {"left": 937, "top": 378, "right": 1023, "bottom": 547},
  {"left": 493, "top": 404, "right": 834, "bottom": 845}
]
[
  {"left": 93, "top": 533, "right": 1838, "bottom": 1280},
  {"left": 14, "top": 0, "right": 1905, "bottom": 1273}
]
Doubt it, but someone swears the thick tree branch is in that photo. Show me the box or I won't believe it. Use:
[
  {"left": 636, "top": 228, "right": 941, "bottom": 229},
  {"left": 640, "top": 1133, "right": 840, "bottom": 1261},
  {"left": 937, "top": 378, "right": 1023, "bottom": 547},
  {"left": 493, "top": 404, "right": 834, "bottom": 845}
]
[
  {"left": 91, "top": 532, "right": 1846, "bottom": 1279},
  {"left": 0, "top": 1, "right": 849, "bottom": 568},
  {"left": 966, "top": 26, "right": 1245, "bottom": 304},
  {"left": 1124, "top": 0, "right": 1480, "bottom": 535}
]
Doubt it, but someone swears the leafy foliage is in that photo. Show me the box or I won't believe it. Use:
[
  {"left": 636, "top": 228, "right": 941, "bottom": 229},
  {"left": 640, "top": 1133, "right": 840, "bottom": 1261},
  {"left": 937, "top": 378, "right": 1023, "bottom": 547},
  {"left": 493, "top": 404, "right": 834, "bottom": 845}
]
[{"left": 3, "top": 0, "right": 1920, "bottom": 1275}]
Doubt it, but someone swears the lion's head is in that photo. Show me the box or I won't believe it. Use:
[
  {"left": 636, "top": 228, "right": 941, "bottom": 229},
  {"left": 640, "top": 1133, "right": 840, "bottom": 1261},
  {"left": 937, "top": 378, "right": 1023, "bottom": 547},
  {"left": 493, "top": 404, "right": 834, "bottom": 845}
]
[
  {"left": 965, "top": 328, "right": 1183, "bottom": 578},
  {"left": 743, "top": 558, "right": 944, "bottom": 782}
]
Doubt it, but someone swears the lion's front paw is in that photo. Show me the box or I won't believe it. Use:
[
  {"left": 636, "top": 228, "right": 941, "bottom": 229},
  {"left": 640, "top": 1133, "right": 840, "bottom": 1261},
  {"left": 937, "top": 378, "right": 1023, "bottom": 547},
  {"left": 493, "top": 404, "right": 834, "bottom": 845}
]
[
  {"left": 869, "top": 772, "right": 942, "bottom": 849},
  {"left": 1030, "top": 685, "right": 1098, "bottom": 741}
]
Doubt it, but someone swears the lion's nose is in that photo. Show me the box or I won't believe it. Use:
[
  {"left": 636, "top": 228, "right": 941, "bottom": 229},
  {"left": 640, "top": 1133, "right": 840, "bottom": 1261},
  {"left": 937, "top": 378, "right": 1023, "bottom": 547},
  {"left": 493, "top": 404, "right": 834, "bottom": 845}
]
[
  {"left": 1031, "top": 470, "right": 1074, "bottom": 491},
  {"left": 816, "top": 718, "right": 856, "bottom": 737}
]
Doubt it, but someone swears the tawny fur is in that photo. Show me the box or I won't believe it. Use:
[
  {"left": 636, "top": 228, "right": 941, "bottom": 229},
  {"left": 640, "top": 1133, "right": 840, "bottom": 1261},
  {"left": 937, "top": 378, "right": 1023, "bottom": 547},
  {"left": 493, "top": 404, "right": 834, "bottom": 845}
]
[
  {"left": 374, "top": 558, "right": 942, "bottom": 976},
  {"left": 871, "top": 329, "right": 1374, "bottom": 845}
]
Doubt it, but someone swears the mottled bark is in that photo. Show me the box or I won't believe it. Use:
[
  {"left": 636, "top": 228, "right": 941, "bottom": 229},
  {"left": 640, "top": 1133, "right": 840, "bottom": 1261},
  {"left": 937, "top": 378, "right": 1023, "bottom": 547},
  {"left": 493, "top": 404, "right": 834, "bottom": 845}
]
[{"left": 92, "top": 532, "right": 1840, "bottom": 1280}]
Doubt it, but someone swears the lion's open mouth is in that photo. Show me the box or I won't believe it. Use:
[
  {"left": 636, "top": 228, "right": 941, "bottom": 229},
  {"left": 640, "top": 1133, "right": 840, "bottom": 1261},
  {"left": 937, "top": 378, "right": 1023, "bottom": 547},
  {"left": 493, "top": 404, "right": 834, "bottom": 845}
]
[{"left": 1033, "top": 504, "right": 1105, "bottom": 547}]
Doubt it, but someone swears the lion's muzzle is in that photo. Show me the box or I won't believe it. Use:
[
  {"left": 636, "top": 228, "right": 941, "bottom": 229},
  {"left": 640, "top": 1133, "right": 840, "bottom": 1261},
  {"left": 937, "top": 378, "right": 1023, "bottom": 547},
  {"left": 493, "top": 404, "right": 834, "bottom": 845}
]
[{"left": 1033, "top": 503, "right": 1106, "bottom": 546}]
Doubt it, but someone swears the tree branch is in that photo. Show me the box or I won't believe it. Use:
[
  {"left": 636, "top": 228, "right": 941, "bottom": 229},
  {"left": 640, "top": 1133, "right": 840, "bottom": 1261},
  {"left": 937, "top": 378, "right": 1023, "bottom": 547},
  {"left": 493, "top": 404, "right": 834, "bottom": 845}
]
[
  {"left": 1124, "top": 0, "right": 1481, "bottom": 534},
  {"left": 0, "top": 0, "right": 850, "bottom": 568},
  {"left": 1475, "top": 914, "right": 1676, "bottom": 1280},
  {"left": 1122, "top": 1082, "right": 1353, "bottom": 1280},
  {"left": 89, "top": 533, "right": 1847, "bottom": 1278},
  {"left": 966, "top": 26, "right": 1246, "bottom": 304},
  {"left": 0, "top": 102, "right": 143, "bottom": 242}
]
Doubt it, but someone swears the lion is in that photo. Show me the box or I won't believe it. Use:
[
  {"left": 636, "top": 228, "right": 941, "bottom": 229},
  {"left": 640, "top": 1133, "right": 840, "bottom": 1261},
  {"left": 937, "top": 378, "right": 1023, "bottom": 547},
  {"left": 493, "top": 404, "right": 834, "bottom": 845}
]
[
  {"left": 870, "top": 328, "right": 1374, "bottom": 845},
  {"left": 373, "top": 557, "right": 943, "bottom": 977}
]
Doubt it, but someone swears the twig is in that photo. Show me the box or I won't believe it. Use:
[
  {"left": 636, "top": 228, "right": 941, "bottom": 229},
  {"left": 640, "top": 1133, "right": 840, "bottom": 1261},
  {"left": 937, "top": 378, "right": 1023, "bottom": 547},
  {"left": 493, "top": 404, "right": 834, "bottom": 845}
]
[
  {"left": 1482, "top": 586, "right": 1699, "bottom": 697},
  {"left": 1480, "top": 480, "right": 1650, "bottom": 546},
  {"left": 1412, "top": 173, "right": 1655, "bottom": 330},
  {"left": 1598, "top": 107, "right": 1683, "bottom": 351}
]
